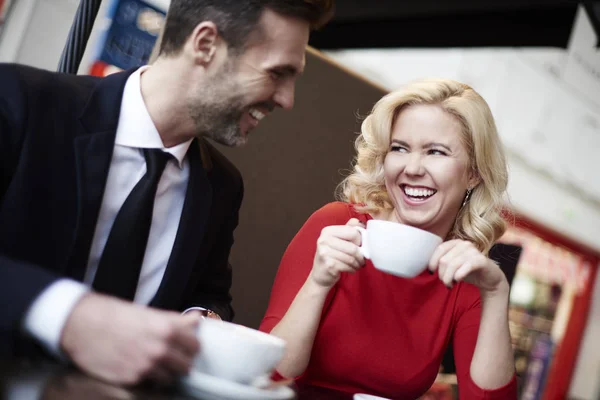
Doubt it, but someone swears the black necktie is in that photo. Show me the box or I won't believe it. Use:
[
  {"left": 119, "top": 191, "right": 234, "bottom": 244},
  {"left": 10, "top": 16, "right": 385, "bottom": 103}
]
[{"left": 92, "top": 149, "right": 172, "bottom": 300}]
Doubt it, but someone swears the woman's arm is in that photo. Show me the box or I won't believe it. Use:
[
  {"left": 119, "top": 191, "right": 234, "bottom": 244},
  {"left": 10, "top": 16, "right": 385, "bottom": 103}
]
[
  {"left": 259, "top": 205, "right": 364, "bottom": 378},
  {"left": 270, "top": 278, "right": 331, "bottom": 377},
  {"left": 469, "top": 282, "right": 515, "bottom": 388},
  {"left": 270, "top": 220, "right": 363, "bottom": 377},
  {"left": 451, "top": 286, "right": 517, "bottom": 399},
  {"left": 430, "top": 240, "right": 516, "bottom": 396}
]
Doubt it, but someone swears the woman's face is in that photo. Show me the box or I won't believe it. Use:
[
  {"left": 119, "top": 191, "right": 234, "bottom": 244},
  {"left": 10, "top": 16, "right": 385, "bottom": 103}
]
[{"left": 383, "top": 104, "right": 478, "bottom": 238}]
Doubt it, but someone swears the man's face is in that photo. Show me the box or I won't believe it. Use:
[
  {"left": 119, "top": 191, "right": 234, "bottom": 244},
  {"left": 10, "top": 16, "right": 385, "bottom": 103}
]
[{"left": 190, "top": 9, "right": 309, "bottom": 147}]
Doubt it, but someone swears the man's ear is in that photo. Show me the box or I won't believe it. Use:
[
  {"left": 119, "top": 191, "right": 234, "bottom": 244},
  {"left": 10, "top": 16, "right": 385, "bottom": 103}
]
[{"left": 188, "top": 21, "right": 219, "bottom": 65}]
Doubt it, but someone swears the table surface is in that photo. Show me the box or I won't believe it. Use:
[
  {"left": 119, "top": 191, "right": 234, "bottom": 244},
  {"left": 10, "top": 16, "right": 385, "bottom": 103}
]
[{"left": 0, "top": 358, "right": 354, "bottom": 400}]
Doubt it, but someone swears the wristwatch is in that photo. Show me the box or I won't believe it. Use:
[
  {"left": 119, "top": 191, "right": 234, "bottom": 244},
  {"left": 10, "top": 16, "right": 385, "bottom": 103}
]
[
  {"left": 201, "top": 309, "right": 221, "bottom": 320},
  {"left": 183, "top": 306, "right": 222, "bottom": 320}
]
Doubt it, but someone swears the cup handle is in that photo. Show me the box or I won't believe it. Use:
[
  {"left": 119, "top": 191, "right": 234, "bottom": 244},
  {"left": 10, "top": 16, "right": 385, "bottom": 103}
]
[{"left": 356, "top": 226, "right": 370, "bottom": 259}]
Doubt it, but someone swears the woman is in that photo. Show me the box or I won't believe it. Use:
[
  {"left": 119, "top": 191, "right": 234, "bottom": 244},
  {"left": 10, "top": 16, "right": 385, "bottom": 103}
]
[{"left": 259, "top": 79, "right": 517, "bottom": 399}]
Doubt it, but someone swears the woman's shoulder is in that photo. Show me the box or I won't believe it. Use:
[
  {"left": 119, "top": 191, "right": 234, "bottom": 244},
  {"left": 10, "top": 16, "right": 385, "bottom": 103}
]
[{"left": 309, "top": 202, "right": 370, "bottom": 224}]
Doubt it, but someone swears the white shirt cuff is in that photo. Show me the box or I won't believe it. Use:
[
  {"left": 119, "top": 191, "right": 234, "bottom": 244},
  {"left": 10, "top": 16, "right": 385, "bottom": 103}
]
[{"left": 22, "top": 279, "right": 89, "bottom": 356}]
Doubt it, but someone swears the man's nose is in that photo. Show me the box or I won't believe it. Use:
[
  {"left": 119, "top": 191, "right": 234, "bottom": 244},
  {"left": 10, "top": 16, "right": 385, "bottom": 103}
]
[{"left": 274, "top": 81, "right": 295, "bottom": 110}]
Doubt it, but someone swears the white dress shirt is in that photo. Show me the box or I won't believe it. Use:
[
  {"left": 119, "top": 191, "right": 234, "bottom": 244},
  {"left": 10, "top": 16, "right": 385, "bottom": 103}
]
[{"left": 22, "top": 67, "right": 192, "bottom": 355}]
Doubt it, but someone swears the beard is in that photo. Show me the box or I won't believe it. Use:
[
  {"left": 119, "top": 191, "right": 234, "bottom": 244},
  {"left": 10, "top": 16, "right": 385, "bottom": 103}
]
[{"left": 189, "top": 63, "right": 248, "bottom": 147}]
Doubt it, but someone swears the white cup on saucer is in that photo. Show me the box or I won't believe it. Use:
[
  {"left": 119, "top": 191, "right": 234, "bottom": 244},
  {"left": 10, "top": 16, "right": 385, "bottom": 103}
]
[
  {"left": 192, "top": 318, "right": 286, "bottom": 385},
  {"left": 356, "top": 220, "right": 442, "bottom": 278},
  {"left": 354, "top": 394, "right": 391, "bottom": 400}
]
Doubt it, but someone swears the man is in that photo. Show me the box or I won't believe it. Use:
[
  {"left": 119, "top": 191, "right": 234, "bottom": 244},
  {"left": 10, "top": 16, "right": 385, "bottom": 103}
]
[{"left": 0, "top": 0, "right": 334, "bottom": 386}]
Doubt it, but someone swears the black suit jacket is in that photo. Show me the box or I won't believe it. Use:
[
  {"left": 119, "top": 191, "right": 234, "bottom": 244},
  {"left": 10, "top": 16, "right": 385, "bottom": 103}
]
[{"left": 0, "top": 64, "right": 243, "bottom": 355}]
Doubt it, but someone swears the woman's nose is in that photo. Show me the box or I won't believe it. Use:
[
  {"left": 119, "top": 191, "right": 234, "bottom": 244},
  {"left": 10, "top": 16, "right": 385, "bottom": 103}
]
[{"left": 405, "top": 153, "right": 425, "bottom": 175}]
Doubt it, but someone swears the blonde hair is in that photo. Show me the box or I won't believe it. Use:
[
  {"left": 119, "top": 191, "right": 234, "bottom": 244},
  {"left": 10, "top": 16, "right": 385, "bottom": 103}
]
[{"left": 337, "top": 79, "right": 508, "bottom": 254}]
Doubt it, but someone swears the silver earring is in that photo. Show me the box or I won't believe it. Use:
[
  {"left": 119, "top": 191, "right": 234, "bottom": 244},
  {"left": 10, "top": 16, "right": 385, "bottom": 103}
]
[{"left": 462, "top": 188, "right": 473, "bottom": 207}]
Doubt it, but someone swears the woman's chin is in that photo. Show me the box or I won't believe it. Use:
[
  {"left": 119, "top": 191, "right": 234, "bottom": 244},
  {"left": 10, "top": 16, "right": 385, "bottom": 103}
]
[
  {"left": 395, "top": 209, "right": 433, "bottom": 227},
  {"left": 396, "top": 214, "right": 442, "bottom": 235}
]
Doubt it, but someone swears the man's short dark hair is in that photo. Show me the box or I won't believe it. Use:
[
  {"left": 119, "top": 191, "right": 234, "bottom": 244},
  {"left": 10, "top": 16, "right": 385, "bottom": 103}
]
[{"left": 159, "top": 0, "right": 334, "bottom": 56}]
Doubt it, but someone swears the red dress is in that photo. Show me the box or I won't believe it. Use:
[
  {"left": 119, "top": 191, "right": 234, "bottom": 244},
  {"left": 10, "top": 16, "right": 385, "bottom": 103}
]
[{"left": 259, "top": 202, "right": 517, "bottom": 400}]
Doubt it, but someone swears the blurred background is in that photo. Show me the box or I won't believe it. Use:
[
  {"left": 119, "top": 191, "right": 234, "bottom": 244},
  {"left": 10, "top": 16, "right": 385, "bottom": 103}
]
[{"left": 1, "top": 1, "right": 599, "bottom": 399}]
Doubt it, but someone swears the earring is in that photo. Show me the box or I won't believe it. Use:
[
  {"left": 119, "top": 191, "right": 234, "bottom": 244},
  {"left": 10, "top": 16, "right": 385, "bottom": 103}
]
[{"left": 462, "top": 188, "right": 473, "bottom": 207}]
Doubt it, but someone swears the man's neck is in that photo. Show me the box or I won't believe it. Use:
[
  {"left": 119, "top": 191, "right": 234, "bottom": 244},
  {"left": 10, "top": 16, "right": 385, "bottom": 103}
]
[{"left": 139, "top": 62, "right": 197, "bottom": 148}]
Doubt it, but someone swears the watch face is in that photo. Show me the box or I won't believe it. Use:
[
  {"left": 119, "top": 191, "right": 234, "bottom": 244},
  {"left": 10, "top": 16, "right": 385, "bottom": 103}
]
[
  {"left": 185, "top": 307, "right": 221, "bottom": 320},
  {"left": 206, "top": 310, "right": 222, "bottom": 320}
]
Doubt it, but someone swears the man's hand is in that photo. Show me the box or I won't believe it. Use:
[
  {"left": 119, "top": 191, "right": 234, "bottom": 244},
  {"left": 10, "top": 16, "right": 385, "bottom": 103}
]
[{"left": 60, "top": 293, "right": 201, "bottom": 386}]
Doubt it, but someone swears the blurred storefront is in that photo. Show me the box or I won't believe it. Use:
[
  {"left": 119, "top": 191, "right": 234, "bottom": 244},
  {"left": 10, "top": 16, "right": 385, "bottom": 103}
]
[
  {"left": 500, "top": 220, "right": 597, "bottom": 400},
  {"left": 0, "top": 0, "right": 20, "bottom": 57},
  {"left": 0, "top": 0, "right": 14, "bottom": 35},
  {"left": 86, "top": 0, "right": 165, "bottom": 77},
  {"left": 423, "top": 213, "right": 598, "bottom": 400}
]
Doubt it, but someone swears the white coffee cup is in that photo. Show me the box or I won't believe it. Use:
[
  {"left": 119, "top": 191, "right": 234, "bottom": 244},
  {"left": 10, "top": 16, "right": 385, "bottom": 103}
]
[
  {"left": 356, "top": 220, "right": 442, "bottom": 278},
  {"left": 192, "top": 318, "right": 286, "bottom": 385}
]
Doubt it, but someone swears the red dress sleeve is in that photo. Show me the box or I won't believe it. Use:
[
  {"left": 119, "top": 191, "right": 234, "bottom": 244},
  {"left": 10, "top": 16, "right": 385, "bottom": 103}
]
[
  {"left": 258, "top": 202, "right": 354, "bottom": 334},
  {"left": 452, "top": 286, "right": 518, "bottom": 399}
]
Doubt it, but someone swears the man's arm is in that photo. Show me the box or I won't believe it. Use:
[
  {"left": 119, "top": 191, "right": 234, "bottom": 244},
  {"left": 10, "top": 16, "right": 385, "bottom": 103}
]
[
  {"left": 0, "top": 65, "right": 76, "bottom": 351},
  {"left": 22, "top": 279, "right": 89, "bottom": 355},
  {"left": 0, "top": 65, "right": 201, "bottom": 385},
  {"left": 0, "top": 255, "right": 67, "bottom": 337}
]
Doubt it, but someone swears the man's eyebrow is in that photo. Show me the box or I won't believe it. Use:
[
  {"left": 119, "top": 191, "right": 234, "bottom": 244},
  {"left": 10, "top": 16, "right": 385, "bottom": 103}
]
[{"left": 272, "top": 65, "right": 302, "bottom": 77}]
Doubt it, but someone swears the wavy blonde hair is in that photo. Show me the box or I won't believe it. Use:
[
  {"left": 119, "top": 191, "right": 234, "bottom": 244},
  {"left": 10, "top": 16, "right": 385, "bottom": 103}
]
[{"left": 337, "top": 79, "right": 508, "bottom": 254}]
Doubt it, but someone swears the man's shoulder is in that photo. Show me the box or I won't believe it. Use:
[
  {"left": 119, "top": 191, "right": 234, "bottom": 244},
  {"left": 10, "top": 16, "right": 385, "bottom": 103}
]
[
  {"left": 0, "top": 63, "right": 101, "bottom": 102},
  {"left": 0, "top": 63, "right": 51, "bottom": 84},
  {"left": 0, "top": 63, "right": 100, "bottom": 86},
  {"left": 199, "top": 139, "right": 242, "bottom": 188}
]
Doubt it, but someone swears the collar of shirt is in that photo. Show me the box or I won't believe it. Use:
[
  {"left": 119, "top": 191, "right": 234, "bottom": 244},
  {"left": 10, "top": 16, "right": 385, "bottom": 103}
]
[{"left": 115, "top": 66, "right": 192, "bottom": 169}]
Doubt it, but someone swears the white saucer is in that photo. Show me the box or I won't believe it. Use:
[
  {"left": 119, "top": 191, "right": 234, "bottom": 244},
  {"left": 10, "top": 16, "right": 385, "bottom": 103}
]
[
  {"left": 180, "top": 370, "right": 295, "bottom": 400},
  {"left": 354, "top": 394, "right": 391, "bottom": 400}
]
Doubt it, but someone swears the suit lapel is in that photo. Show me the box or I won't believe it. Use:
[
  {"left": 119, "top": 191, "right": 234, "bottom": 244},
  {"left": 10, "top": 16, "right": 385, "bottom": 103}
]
[
  {"left": 64, "top": 69, "right": 212, "bottom": 306},
  {"left": 67, "top": 134, "right": 115, "bottom": 281},
  {"left": 66, "top": 70, "right": 136, "bottom": 280},
  {"left": 151, "top": 139, "right": 213, "bottom": 309}
]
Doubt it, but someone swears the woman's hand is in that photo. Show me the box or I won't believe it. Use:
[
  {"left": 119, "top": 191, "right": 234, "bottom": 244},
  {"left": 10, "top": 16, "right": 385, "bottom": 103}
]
[
  {"left": 428, "top": 239, "right": 509, "bottom": 296},
  {"left": 308, "top": 218, "right": 365, "bottom": 289}
]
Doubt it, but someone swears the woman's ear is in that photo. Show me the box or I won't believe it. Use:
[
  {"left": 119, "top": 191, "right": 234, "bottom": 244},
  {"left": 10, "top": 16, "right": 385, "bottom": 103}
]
[{"left": 468, "top": 170, "right": 481, "bottom": 190}]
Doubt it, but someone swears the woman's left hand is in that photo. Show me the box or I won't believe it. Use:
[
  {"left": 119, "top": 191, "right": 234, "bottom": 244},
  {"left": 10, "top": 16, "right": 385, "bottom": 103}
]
[{"left": 428, "top": 239, "right": 508, "bottom": 295}]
